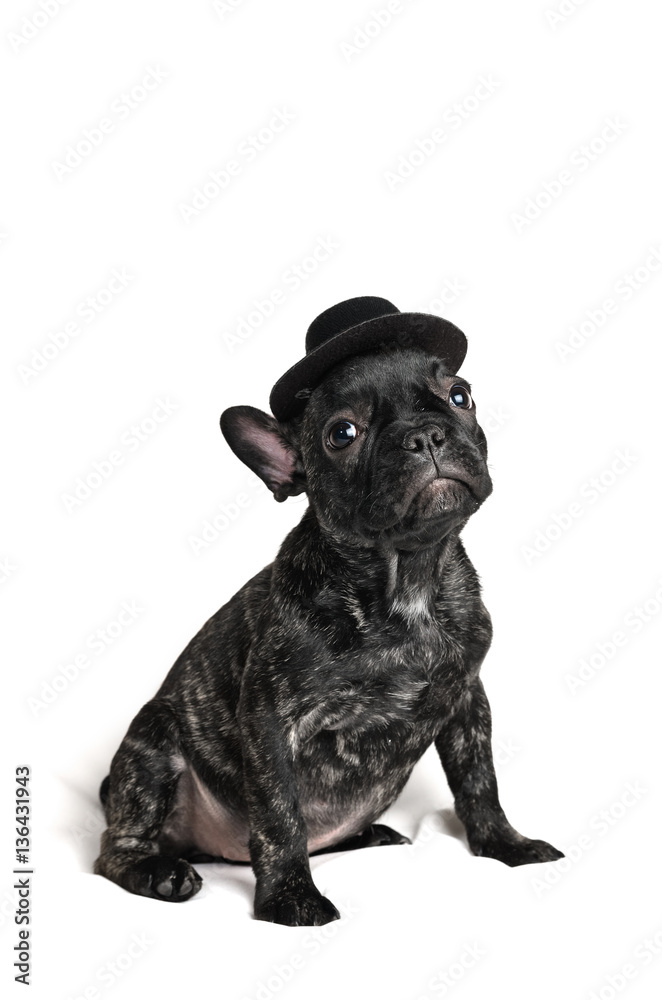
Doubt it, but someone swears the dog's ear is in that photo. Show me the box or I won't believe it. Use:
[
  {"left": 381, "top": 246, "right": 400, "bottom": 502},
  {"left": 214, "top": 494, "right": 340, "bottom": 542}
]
[{"left": 220, "top": 405, "right": 306, "bottom": 502}]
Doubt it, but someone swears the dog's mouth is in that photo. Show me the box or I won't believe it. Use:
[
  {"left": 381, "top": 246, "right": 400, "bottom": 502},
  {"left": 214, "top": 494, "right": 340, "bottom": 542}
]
[
  {"left": 418, "top": 476, "right": 467, "bottom": 500},
  {"left": 381, "top": 469, "right": 470, "bottom": 529},
  {"left": 353, "top": 447, "right": 492, "bottom": 541},
  {"left": 426, "top": 470, "right": 470, "bottom": 490},
  {"left": 396, "top": 459, "right": 492, "bottom": 526},
  {"left": 416, "top": 463, "right": 480, "bottom": 501}
]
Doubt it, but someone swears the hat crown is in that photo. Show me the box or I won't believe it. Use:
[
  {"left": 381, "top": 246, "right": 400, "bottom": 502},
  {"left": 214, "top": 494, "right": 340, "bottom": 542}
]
[
  {"left": 269, "top": 294, "right": 468, "bottom": 422},
  {"left": 305, "top": 296, "right": 399, "bottom": 353}
]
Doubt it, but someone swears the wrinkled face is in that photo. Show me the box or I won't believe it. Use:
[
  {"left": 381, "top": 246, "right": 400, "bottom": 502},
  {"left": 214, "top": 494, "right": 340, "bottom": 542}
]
[{"left": 298, "top": 349, "right": 493, "bottom": 547}]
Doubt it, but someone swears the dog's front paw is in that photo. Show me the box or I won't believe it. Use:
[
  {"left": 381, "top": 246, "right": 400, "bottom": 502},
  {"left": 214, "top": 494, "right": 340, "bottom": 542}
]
[
  {"left": 255, "top": 886, "right": 340, "bottom": 926},
  {"left": 474, "top": 836, "right": 564, "bottom": 867},
  {"left": 131, "top": 856, "right": 203, "bottom": 901}
]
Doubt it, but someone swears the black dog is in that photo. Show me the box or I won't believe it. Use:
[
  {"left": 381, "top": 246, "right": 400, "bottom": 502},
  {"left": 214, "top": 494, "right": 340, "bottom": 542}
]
[{"left": 94, "top": 297, "right": 563, "bottom": 925}]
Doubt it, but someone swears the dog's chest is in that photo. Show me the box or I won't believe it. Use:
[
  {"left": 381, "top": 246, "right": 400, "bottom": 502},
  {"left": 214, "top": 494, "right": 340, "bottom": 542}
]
[
  {"left": 291, "top": 619, "right": 461, "bottom": 748},
  {"left": 317, "top": 664, "right": 433, "bottom": 732}
]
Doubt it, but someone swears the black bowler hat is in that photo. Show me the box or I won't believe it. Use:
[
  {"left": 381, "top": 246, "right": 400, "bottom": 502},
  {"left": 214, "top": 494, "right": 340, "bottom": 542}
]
[{"left": 269, "top": 296, "right": 468, "bottom": 421}]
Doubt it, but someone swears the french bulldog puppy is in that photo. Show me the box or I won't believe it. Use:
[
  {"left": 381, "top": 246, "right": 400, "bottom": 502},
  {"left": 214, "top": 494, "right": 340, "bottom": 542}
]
[{"left": 94, "top": 300, "right": 563, "bottom": 926}]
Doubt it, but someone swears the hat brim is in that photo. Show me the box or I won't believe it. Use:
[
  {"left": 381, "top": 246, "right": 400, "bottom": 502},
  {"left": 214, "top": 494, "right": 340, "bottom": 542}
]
[{"left": 269, "top": 312, "right": 467, "bottom": 421}]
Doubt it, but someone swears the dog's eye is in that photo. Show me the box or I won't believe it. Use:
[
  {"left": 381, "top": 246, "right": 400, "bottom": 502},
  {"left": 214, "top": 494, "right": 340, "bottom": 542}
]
[
  {"left": 327, "top": 421, "right": 357, "bottom": 450},
  {"left": 449, "top": 385, "right": 472, "bottom": 409}
]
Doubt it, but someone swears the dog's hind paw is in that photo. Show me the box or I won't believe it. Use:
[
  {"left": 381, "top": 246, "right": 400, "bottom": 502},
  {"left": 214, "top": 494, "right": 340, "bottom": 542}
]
[
  {"left": 360, "top": 823, "right": 412, "bottom": 847},
  {"left": 131, "top": 857, "right": 203, "bottom": 901},
  {"left": 311, "top": 822, "right": 412, "bottom": 856}
]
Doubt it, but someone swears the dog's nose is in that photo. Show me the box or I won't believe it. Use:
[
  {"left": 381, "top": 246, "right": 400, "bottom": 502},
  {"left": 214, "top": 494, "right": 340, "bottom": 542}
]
[{"left": 401, "top": 423, "right": 445, "bottom": 452}]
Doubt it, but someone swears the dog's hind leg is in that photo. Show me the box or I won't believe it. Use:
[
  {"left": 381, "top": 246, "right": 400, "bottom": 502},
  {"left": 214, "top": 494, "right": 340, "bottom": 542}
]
[{"left": 94, "top": 699, "right": 202, "bottom": 902}]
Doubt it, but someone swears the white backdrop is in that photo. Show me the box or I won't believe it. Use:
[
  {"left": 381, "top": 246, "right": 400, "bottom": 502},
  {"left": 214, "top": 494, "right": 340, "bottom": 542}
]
[{"left": 3, "top": 1, "right": 662, "bottom": 998}]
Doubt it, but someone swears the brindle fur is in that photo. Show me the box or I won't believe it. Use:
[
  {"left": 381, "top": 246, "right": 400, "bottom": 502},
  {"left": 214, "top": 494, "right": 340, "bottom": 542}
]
[{"left": 94, "top": 348, "right": 563, "bottom": 924}]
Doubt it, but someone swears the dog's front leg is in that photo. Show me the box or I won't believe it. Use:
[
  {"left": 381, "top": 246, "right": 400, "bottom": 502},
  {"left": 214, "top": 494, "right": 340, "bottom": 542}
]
[
  {"left": 238, "top": 679, "right": 340, "bottom": 926},
  {"left": 435, "top": 679, "right": 564, "bottom": 866}
]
